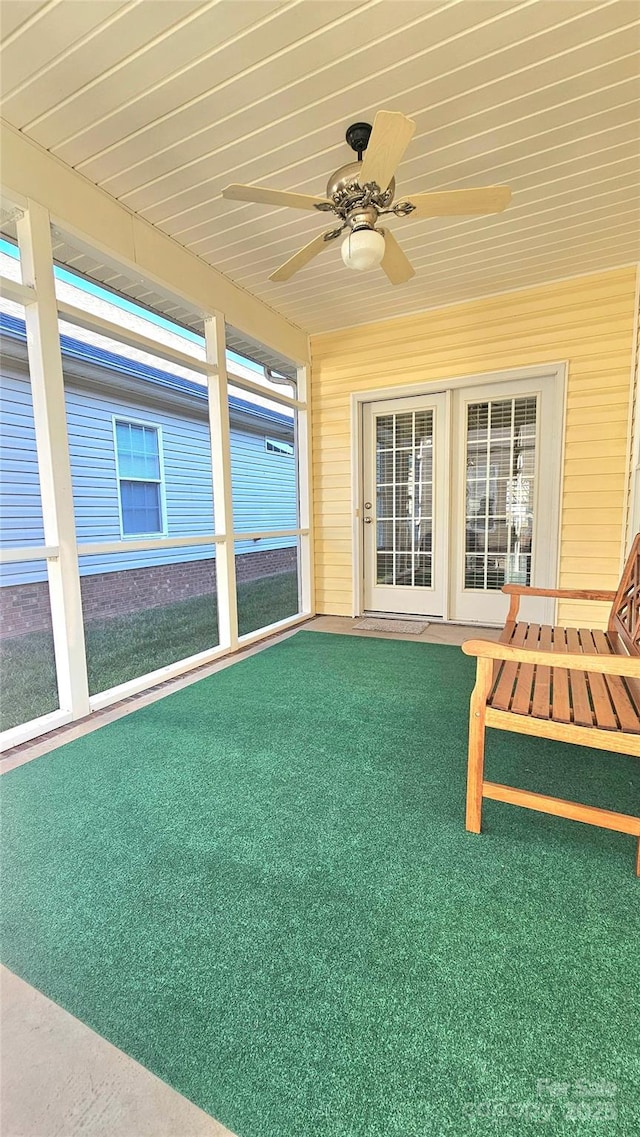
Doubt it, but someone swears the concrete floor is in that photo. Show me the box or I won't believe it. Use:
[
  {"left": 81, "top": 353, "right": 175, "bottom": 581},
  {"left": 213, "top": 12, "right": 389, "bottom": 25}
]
[
  {"left": 1, "top": 968, "right": 234, "bottom": 1137},
  {"left": 1, "top": 616, "right": 499, "bottom": 1137}
]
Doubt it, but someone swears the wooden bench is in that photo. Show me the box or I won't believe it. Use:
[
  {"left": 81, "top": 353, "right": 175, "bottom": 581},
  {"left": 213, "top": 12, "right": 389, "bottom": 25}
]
[{"left": 462, "top": 532, "right": 640, "bottom": 874}]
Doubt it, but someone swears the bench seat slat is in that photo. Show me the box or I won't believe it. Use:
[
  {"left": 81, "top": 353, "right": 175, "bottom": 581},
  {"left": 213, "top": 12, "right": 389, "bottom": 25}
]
[
  {"left": 564, "top": 626, "right": 594, "bottom": 727},
  {"left": 550, "top": 625, "right": 572, "bottom": 723},
  {"left": 531, "top": 623, "right": 553, "bottom": 719},
  {"left": 492, "top": 621, "right": 527, "bottom": 710},
  {"left": 577, "top": 628, "right": 618, "bottom": 731},
  {"left": 591, "top": 628, "right": 640, "bottom": 733},
  {"left": 510, "top": 623, "right": 541, "bottom": 715}
]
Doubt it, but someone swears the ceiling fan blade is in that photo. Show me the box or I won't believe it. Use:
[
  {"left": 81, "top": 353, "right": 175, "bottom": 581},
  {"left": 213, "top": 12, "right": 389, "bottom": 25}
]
[
  {"left": 380, "top": 229, "right": 415, "bottom": 285},
  {"left": 222, "top": 184, "right": 331, "bottom": 211},
  {"left": 359, "top": 111, "right": 416, "bottom": 191},
  {"left": 269, "top": 230, "right": 341, "bottom": 283},
  {"left": 405, "top": 186, "right": 512, "bottom": 218}
]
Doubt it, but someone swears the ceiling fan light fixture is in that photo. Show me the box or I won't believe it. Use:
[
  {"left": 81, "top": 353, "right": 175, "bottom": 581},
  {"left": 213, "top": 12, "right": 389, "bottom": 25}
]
[{"left": 341, "top": 227, "right": 385, "bottom": 272}]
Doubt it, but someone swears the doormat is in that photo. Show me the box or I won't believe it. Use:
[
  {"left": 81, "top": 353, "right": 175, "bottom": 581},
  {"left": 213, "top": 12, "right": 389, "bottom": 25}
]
[{"left": 354, "top": 617, "right": 430, "bottom": 634}]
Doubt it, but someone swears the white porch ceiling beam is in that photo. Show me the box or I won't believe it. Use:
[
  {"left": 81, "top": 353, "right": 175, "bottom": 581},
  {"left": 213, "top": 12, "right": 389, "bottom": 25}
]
[{"left": 1, "top": 122, "right": 309, "bottom": 366}]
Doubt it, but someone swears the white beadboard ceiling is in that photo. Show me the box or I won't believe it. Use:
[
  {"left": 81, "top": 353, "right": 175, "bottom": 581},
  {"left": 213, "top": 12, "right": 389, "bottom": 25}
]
[{"left": 1, "top": 0, "right": 639, "bottom": 335}]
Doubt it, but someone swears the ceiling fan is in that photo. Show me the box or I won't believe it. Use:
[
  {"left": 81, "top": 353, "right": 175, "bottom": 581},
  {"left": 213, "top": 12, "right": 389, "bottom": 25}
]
[{"left": 222, "top": 111, "right": 511, "bottom": 285}]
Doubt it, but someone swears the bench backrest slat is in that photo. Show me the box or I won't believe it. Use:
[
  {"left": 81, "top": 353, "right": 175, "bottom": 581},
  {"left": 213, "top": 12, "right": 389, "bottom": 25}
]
[{"left": 608, "top": 532, "right": 640, "bottom": 656}]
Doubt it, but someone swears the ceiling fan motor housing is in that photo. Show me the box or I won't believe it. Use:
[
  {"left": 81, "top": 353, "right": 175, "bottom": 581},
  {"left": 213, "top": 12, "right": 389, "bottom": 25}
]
[{"left": 326, "top": 162, "right": 395, "bottom": 216}]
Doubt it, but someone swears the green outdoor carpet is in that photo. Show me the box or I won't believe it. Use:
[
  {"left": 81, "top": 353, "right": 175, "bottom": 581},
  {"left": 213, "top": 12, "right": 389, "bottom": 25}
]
[{"left": 1, "top": 631, "right": 639, "bottom": 1136}]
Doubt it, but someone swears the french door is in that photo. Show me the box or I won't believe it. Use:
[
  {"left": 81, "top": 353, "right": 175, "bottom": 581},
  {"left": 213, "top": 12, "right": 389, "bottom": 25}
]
[
  {"left": 363, "top": 395, "right": 448, "bottom": 616},
  {"left": 361, "top": 375, "right": 561, "bottom": 625}
]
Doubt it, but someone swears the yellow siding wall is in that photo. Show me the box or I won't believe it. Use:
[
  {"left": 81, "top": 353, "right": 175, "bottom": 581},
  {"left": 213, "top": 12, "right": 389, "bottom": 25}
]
[{"left": 310, "top": 266, "right": 638, "bottom": 626}]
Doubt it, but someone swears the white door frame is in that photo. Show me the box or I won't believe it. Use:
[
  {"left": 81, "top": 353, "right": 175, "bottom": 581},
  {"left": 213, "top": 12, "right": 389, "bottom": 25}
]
[
  {"left": 362, "top": 393, "right": 449, "bottom": 617},
  {"left": 350, "top": 362, "right": 567, "bottom": 622}
]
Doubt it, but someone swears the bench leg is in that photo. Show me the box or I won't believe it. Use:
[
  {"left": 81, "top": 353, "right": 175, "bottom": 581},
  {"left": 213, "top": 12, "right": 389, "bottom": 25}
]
[
  {"left": 466, "top": 701, "right": 486, "bottom": 833},
  {"left": 465, "top": 657, "right": 493, "bottom": 834}
]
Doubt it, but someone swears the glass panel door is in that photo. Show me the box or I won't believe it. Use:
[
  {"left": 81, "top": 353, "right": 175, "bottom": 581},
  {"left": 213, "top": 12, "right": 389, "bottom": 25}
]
[
  {"left": 451, "top": 375, "right": 560, "bottom": 625},
  {"left": 464, "top": 395, "right": 536, "bottom": 592},
  {"left": 363, "top": 395, "right": 447, "bottom": 616}
]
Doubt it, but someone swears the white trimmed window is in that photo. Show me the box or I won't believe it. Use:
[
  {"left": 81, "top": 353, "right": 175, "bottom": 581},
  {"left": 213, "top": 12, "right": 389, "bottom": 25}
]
[
  {"left": 114, "top": 418, "right": 165, "bottom": 536},
  {"left": 265, "top": 437, "right": 294, "bottom": 457}
]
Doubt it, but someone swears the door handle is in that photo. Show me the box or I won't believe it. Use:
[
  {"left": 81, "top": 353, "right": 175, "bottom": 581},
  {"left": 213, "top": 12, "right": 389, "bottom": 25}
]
[{"left": 364, "top": 516, "right": 373, "bottom": 524}]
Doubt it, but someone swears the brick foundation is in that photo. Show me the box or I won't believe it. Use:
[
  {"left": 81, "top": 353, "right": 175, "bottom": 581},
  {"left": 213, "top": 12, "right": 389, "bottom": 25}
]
[
  {"left": 0, "top": 581, "right": 54, "bottom": 638},
  {"left": 0, "top": 547, "right": 297, "bottom": 638}
]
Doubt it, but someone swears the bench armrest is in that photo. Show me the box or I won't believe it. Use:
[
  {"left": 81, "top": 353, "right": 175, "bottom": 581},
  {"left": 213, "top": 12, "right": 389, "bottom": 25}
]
[
  {"left": 502, "top": 584, "right": 617, "bottom": 622},
  {"left": 462, "top": 638, "right": 640, "bottom": 680},
  {"left": 502, "top": 584, "right": 617, "bottom": 600}
]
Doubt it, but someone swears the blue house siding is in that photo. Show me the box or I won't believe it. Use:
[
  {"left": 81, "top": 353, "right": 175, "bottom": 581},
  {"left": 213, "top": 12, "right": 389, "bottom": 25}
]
[
  {"left": 66, "top": 384, "right": 216, "bottom": 577},
  {"left": 0, "top": 315, "right": 297, "bottom": 589},
  {"left": 0, "top": 371, "right": 46, "bottom": 588},
  {"left": 231, "top": 427, "right": 298, "bottom": 536}
]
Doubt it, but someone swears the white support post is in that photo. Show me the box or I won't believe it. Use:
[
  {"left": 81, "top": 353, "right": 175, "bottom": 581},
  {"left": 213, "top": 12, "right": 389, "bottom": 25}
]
[
  {"left": 205, "top": 312, "right": 238, "bottom": 650},
  {"left": 296, "top": 364, "right": 314, "bottom": 615},
  {"left": 17, "top": 200, "right": 90, "bottom": 718}
]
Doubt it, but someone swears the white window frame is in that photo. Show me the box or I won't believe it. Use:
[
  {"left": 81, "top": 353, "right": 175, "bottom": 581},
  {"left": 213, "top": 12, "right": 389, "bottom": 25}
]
[
  {"left": 112, "top": 415, "right": 167, "bottom": 540},
  {"left": 265, "top": 436, "right": 294, "bottom": 458}
]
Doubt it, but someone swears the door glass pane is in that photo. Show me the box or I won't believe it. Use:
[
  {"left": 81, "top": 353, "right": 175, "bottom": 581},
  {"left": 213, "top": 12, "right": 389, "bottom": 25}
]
[
  {"left": 375, "top": 409, "right": 433, "bottom": 588},
  {"left": 464, "top": 396, "right": 536, "bottom": 591}
]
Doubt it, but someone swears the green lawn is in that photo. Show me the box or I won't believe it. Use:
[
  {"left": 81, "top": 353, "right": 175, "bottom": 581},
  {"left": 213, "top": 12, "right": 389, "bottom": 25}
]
[{"left": 0, "top": 571, "right": 298, "bottom": 733}]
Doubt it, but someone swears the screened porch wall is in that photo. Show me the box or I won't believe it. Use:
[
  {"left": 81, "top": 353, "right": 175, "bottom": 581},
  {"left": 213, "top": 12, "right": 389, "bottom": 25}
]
[{"left": 0, "top": 181, "right": 311, "bottom": 747}]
